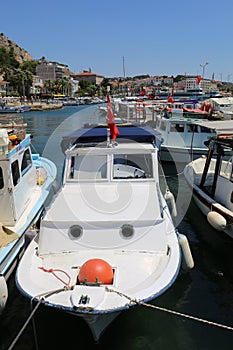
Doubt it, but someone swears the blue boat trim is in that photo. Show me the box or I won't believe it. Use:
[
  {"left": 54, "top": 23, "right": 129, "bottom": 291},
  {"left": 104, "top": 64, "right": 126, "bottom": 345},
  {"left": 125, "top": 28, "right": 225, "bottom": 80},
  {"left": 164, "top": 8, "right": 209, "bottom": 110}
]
[{"left": 61, "top": 123, "right": 162, "bottom": 152}]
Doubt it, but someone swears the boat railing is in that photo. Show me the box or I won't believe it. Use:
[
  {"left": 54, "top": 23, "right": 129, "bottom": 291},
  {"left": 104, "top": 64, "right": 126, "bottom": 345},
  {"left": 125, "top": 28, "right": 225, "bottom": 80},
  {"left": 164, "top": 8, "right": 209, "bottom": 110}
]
[
  {"left": 0, "top": 115, "right": 26, "bottom": 138},
  {"left": 0, "top": 115, "right": 27, "bottom": 155}
]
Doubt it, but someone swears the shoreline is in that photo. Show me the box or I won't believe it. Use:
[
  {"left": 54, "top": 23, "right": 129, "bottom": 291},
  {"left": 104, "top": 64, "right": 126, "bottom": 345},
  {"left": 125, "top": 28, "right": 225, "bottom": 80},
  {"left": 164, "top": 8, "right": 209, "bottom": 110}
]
[{"left": 27, "top": 102, "right": 63, "bottom": 111}]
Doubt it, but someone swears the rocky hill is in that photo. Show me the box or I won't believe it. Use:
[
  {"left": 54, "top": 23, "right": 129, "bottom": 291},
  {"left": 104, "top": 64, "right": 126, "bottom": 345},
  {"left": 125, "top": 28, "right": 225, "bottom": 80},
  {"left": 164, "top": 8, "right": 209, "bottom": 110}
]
[{"left": 0, "top": 33, "right": 33, "bottom": 63}]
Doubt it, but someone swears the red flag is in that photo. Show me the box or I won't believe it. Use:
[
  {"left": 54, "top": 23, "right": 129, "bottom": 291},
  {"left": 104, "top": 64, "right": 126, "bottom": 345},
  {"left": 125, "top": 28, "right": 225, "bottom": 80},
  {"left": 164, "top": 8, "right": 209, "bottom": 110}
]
[
  {"left": 196, "top": 75, "right": 202, "bottom": 85},
  {"left": 139, "top": 90, "right": 146, "bottom": 96},
  {"left": 106, "top": 95, "right": 119, "bottom": 141},
  {"left": 168, "top": 95, "right": 174, "bottom": 103}
]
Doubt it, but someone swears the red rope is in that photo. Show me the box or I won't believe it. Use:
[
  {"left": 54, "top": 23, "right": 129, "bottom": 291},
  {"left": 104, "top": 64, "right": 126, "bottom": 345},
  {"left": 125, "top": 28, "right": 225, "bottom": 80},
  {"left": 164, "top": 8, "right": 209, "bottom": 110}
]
[{"left": 39, "top": 267, "right": 71, "bottom": 288}]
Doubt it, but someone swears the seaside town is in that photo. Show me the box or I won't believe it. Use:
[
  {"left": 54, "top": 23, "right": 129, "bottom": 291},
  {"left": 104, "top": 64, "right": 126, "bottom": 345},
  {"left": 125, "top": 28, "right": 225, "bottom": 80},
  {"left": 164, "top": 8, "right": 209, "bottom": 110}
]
[
  {"left": 2, "top": 30, "right": 233, "bottom": 350},
  {"left": 1, "top": 33, "right": 233, "bottom": 111}
]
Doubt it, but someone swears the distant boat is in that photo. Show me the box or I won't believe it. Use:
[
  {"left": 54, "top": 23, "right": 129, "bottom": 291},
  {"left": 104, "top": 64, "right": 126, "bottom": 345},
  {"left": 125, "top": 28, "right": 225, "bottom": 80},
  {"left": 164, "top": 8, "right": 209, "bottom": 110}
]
[
  {"left": 0, "top": 115, "right": 57, "bottom": 314},
  {"left": 111, "top": 98, "right": 217, "bottom": 163},
  {"left": 0, "top": 106, "right": 20, "bottom": 113},
  {"left": 151, "top": 107, "right": 216, "bottom": 163},
  {"left": 184, "top": 120, "right": 233, "bottom": 238},
  {"left": 16, "top": 123, "right": 194, "bottom": 341},
  {"left": 155, "top": 87, "right": 221, "bottom": 101},
  {"left": 0, "top": 105, "right": 31, "bottom": 113}
]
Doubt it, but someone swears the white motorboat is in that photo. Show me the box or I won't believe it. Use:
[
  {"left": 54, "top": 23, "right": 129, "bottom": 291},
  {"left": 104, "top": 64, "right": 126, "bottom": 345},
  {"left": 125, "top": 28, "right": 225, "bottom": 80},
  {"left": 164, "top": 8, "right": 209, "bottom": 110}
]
[
  {"left": 155, "top": 113, "right": 216, "bottom": 163},
  {"left": 112, "top": 98, "right": 218, "bottom": 164},
  {"left": 0, "top": 115, "right": 57, "bottom": 314},
  {"left": 16, "top": 123, "right": 193, "bottom": 341},
  {"left": 184, "top": 120, "right": 233, "bottom": 238}
]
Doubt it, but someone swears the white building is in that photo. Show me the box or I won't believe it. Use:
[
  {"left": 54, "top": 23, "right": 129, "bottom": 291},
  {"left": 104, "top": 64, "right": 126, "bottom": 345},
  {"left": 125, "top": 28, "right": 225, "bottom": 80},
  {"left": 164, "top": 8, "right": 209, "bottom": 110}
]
[
  {"left": 70, "top": 77, "right": 79, "bottom": 97},
  {"left": 30, "top": 76, "right": 44, "bottom": 95},
  {"left": 0, "top": 80, "right": 9, "bottom": 96}
]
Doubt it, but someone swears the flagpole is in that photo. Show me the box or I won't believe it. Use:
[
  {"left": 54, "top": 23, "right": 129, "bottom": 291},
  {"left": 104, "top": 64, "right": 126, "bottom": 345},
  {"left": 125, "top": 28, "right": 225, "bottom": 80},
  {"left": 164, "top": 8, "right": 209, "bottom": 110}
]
[{"left": 123, "top": 56, "right": 126, "bottom": 97}]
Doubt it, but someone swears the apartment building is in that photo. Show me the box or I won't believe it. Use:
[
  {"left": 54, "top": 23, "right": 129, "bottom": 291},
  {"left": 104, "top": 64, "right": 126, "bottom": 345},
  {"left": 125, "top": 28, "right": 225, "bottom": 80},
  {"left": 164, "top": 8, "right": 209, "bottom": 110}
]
[{"left": 36, "top": 61, "right": 70, "bottom": 81}]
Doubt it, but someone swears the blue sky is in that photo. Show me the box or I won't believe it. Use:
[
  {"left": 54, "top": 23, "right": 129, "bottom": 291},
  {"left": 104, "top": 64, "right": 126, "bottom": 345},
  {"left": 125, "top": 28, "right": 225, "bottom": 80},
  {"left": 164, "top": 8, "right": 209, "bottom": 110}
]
[{"left": 1, "top": 0, "right": 233, "bottom": 81}]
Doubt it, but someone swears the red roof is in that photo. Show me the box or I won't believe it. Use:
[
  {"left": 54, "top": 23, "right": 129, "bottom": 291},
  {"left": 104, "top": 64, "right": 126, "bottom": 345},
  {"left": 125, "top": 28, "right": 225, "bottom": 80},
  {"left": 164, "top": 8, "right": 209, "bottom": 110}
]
[{"left": 71, "top": 72, "right": 103, "bottom": 78}]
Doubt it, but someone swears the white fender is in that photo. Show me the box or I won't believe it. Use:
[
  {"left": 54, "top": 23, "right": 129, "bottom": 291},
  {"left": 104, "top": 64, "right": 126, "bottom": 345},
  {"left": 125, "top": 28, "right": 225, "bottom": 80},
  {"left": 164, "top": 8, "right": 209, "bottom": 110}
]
[
  {"left": 0, "top": 275, "right": 8, "bottom": 314},
  {"left": 178, "top": 233, "right": 194, "bottom": 270},
  {"left": 164, "top": 189, "right": 177, "bottom": 218},
  {"left": 207, "top": 211, "right": 226, "bottom": 231}
]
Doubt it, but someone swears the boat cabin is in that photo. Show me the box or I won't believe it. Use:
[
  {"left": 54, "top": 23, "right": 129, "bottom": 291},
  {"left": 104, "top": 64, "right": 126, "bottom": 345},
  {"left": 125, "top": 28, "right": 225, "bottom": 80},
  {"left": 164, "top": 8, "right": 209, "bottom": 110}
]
[
  {"left": 38, "top": 124, "right": 166, "bottom": 256},
  {"left": 156, "top": 117, "right": 215, "bottom": 148},
  {"left": 62, "top": 124, "right": 160, "bottom": 183},
  {"left": 0, "top": 117, "right": 37, "bottom": 225}
]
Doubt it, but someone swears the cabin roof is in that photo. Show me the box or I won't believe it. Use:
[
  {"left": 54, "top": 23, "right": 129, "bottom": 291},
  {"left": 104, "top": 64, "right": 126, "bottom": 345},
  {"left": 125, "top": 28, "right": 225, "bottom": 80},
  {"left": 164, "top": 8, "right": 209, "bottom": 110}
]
[
  {"left": 210, "top": 97, "right": 233, "bottom": 105},
  {"left": 193, "top": 120, "right": 233, "bottom": 135},
  {"left": 61, "top": 124, "right": 161, "bottom": 153}
]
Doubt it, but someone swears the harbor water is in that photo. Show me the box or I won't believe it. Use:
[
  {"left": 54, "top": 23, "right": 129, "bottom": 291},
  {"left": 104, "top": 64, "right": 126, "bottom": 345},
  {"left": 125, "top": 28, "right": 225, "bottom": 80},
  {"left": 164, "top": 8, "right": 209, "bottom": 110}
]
[{"left": 1, "top": 105, "right": 233, "bottom": 350}]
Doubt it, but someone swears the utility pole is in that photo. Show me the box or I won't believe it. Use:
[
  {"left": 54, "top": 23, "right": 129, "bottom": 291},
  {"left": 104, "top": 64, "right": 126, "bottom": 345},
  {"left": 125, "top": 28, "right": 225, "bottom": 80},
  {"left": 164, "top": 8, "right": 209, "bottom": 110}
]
[{"left": 200, "top": 62, "right": 209, "bottom": 79}]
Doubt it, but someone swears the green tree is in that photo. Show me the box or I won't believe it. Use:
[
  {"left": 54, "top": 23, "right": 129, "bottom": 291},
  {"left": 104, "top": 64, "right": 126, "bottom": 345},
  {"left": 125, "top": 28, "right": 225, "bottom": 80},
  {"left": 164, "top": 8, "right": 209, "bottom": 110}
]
[
  {"left": 43, "top": 80, "right": 55, "bottom": 96},
  {"left": 21, "top": 60, "right": 38, "bottom": 75},
  {"left": 0, "top": 46, "right": 19, "bottom": 69}
]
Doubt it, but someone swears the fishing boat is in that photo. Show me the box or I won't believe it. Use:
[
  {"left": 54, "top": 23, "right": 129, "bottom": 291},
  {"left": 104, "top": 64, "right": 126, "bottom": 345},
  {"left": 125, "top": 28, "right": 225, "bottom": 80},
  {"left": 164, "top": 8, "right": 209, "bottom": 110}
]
[
  {"left": 183, "top": 120, "right": 233, "bottom": 238},
  {"left": 154, "top": 111, "right": 216, "bottom": 163},
  {"left": 0, "top": 105, "right": 31, "bottom": 113},
  {"left": 0, "top": 115, "right": 57, "bottom": 314},
  {"left": 15, "top": 121, "right": 194, "bottom": 341},
  {"left": 111, "top": 97, "right": 219, "bottom": 164}
]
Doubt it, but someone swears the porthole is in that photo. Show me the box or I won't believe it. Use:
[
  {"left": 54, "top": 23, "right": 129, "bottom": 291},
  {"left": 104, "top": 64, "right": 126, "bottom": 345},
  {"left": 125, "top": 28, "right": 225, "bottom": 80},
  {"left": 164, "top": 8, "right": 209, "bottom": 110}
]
[
  {"left": 68, "top": 225, "right": 83, "bottom": 240},
  {"left": 120, "top": 224, "right": 134, "bottom": 239}
]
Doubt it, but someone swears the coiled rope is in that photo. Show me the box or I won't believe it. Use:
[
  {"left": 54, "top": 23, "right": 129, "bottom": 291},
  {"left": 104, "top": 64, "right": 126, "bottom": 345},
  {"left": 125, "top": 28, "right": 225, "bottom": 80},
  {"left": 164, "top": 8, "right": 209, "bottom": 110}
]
[{"left": 105, "top": 287, "right": 233, "bottom": 332}]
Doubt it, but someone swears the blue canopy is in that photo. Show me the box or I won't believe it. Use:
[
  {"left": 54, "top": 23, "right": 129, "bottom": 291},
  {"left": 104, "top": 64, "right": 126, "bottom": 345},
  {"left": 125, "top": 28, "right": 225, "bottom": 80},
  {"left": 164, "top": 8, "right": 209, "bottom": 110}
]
[{"left": 61, "top": 123, "right": 161, "bottom": 153}]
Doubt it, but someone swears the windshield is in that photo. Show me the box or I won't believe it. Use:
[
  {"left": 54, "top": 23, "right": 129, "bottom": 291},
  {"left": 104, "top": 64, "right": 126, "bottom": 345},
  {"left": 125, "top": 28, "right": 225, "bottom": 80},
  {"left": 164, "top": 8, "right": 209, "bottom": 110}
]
[
  {"left": 113, "top": 153, "right": 153, "bottom": 179},
  {"left": 68, "top": 152, "right": 154, "bottom": 181}
]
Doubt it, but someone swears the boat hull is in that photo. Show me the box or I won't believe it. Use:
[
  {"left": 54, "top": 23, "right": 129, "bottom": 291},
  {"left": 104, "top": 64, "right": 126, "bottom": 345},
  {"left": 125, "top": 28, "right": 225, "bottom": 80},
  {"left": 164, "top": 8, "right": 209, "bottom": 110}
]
[
  {"left": 0, "top": 155, "right": 56, "bottom": 314},
  {"left": 191, "top": 186, "right": 233, "bottom": 238},
  {"left": 160, "top": 145, "right": 208, "bottom": 163},
  {"left": 15, "top": 123, "right": 192, "bottom": 341},
  {"left": 184, "top": 162, "right": 233, "bottom": 239},
  {"left": 16, "top": 231, "right": 182, "bottom": 341}
]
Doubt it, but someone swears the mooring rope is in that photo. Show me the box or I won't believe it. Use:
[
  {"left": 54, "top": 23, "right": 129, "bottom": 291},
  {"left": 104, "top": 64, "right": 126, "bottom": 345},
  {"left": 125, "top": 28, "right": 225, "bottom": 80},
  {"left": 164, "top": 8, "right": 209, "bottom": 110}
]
[
  {"left": 7, "top": 287, "right": 68, "bottom": 350},
  {"left": 8, "top": 284, "right": 233, "bottom": 350},
  {"left": 7, "top": 298, "right": 43, "bottom": 350},
  {"left": 105, "top": 287, "right": 233, "bottom": 332}
]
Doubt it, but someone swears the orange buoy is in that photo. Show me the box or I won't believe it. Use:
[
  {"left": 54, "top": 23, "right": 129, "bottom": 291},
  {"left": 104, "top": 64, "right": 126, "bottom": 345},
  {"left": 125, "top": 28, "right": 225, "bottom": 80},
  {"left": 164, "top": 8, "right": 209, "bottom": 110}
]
[{"left": 78, "top": 258, "right": 114, "bottom": 284}]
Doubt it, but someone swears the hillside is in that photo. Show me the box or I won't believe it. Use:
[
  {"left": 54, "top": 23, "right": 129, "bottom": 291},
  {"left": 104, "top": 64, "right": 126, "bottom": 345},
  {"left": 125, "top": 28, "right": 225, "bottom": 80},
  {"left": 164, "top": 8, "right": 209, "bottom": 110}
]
[{"left": 0, "top": 33, "right": 33, "bottom": 63}]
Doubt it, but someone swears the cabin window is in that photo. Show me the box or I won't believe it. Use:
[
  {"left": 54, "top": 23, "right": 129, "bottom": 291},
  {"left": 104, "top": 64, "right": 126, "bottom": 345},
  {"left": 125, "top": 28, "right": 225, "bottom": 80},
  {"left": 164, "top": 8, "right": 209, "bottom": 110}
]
[
  {"left": 169, "top": 123, "right": 176, "bottom": 132},
  {"left": 175, "top": 124, "right": 184, "bottom": 132},
  {"left": 0, "top": 167, "right": 4, "bottom": 189},
  {"left": 160, "top": 120, "right": 167, "bottom": 131},
  {"left": 21, "top": 149, "right": 32, "bottom": 176},
  {"left": 11, "top": 160, "right": 20, "bottom": 186},
  {"left": 170, "top": 123, "right": 184, "bottom": 132},
  {"left": 187, "top": 124, "right": 198, "bottom": 132},
  {"left": 220, "top": 159, "right": 232, "bottom": 180},
  {"left": 200, "top": 126, "right": 213, "bottom": 133},
  {"left": 70, "top": 154, "right": 107, "bottom": 180},
  {"left": 113, "top": 154, "right": 153, "bottom": 179}
]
